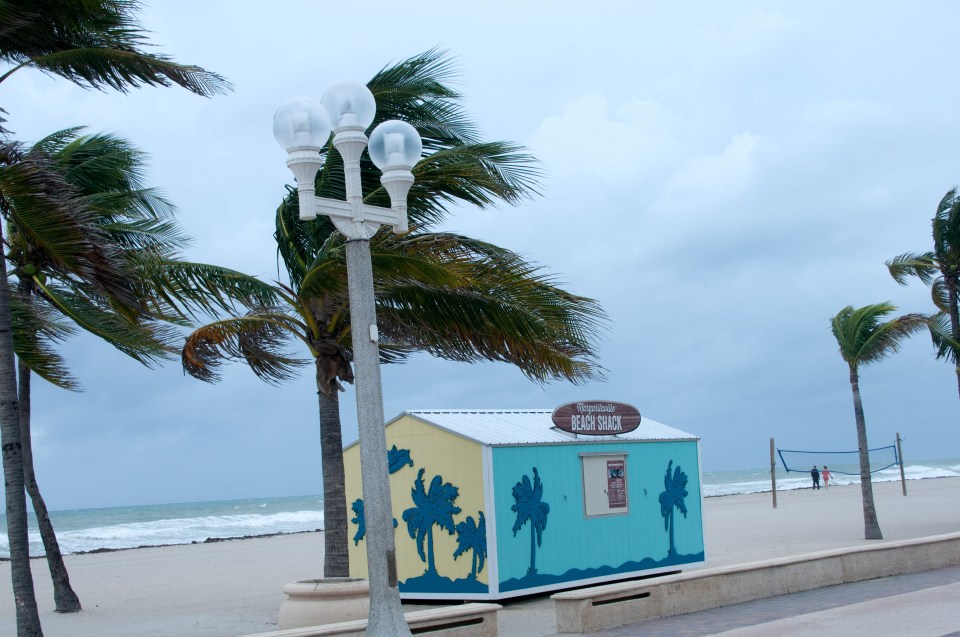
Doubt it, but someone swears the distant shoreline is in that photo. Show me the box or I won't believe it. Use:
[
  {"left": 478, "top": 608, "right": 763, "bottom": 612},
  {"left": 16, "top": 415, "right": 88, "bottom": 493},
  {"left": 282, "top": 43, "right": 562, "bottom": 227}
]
[{"left": 0, "top": 528, "right": 325, "bottom": 563}]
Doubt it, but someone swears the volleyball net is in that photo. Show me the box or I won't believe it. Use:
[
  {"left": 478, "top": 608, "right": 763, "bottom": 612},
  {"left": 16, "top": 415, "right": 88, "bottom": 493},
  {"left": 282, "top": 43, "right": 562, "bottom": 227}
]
[{"left": 777, "top": 444, "right": 900, "bottom": 476}]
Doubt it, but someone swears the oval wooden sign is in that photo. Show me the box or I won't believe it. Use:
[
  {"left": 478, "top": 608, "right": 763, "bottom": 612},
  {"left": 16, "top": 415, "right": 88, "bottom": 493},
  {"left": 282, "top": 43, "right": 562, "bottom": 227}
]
[{"left": 551, "top": 401, "right": 641, "bottom": 436}]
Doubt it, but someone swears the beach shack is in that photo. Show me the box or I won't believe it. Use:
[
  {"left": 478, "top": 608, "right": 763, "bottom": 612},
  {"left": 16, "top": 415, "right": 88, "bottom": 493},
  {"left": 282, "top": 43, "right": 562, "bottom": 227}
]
[{"left": 342, "top": 403, "right": 704, "bottom": 600}]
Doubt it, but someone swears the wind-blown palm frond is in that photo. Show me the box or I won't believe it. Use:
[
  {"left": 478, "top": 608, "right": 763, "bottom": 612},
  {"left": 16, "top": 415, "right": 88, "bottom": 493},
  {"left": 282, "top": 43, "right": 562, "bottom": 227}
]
[
  {"left": 131, "top": 257, "right": 281, "bottom": 322},
  {"left": 181, "top": 311, "right": 310, "bottom": 384},
  {"left": 373, "top": 233, "right": 606, "bottom": 383},
  {"left": 830, "top": 303, "right": 927, "bottom": 368},
  {"left": 886, "top": 252, "right": 937, "bottom": 286},
  {"left": 928, "top": 312, "right": 960, "bottom": 364},
  {"left": 9, "top": 292, "right": 79, "bottom": 390},
  {"left": 0, "top": 0, "right": 230, "bottom": 95},
  {"left": 0, "top": 139, "right": 138, "bottom": 308},
  {"left": 37, "top": 278, "right": 174, "bottom": 366}
]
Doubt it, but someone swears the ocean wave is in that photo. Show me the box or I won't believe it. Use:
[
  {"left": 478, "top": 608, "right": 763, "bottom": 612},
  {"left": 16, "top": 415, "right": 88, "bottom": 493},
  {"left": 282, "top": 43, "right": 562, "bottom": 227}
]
[{"left": 0, "top": 508, "right": 325, "bottom": 557}]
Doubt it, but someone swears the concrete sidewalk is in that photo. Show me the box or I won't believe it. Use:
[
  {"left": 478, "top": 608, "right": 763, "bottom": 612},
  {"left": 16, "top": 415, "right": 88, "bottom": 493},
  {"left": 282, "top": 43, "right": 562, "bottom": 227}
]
[{"left": 533, "top": 564, "right": 960, "bottom": 637}]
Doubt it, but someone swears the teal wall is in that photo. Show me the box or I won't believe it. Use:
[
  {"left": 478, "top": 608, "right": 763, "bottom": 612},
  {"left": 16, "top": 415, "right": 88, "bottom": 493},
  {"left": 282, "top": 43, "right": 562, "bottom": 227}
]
[{"left": 492, "top": 441, "right": 703, "bottom": 591}]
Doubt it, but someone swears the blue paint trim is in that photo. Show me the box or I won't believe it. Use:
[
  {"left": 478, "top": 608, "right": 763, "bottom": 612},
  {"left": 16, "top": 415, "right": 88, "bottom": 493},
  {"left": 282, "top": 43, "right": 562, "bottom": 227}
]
[
  {"left": 400, "top": 571, "right": 489, "bottom": 594},
  {"left": 499, "top": 551, "right": 705, "bottom": 592}
]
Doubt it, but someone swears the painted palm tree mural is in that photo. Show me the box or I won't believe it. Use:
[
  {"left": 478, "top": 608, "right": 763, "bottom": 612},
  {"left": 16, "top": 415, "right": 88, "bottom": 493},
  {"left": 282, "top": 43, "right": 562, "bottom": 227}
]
[
  {"left": 511, "top": 467, "right": 550, "bottom": 577},
  {"left": 348, "top": 498, "right": 397, "bottom": 546},
  {"left": 659, "top": 460, "right": 689, "bottom": 557},
  {"left": 453, "top": 512, "right": 487, "bottom": 580},
  {"left": 402, "top": 469, "right": 462, "bottom": 576},
  {"left": 350, "top": 499, "right": 366, "bottom": 546},
  {"left": 388, "top": 445, "right": 414, "bottom": 474}
]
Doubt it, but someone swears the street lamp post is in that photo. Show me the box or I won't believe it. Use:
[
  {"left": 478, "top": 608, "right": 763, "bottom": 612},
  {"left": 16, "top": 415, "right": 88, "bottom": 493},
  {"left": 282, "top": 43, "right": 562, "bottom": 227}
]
[{"left": 273, "top": 82, "right": 421, "bottom": 637}]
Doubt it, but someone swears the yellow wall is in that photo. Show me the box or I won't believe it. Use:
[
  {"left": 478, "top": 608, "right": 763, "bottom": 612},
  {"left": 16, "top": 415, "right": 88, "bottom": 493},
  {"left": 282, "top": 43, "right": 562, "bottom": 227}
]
[{"left": 344, "top": 415, "right": 487, "bottom": 585}]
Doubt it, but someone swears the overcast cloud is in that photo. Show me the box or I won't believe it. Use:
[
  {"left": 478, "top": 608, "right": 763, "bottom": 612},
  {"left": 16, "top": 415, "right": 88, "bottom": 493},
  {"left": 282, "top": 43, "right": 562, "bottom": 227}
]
[{"left": 4, "top": 1, "right": 960, "bottom": 510}]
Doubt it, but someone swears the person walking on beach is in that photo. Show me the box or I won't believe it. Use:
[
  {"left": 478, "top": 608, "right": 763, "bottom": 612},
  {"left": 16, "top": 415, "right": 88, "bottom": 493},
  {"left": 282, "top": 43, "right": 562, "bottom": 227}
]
[
  {"left": 810, "top": 466, "right": 821, "bottom": 490},
  {"left": 821, "top": 466, "right": 831, "bottom": 489}
]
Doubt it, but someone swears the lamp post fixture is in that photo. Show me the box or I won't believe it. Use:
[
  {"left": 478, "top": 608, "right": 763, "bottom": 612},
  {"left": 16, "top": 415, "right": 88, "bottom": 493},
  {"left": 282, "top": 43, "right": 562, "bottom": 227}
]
[{"left": 273, "top": 82, "right": 421, "bottom": 637}]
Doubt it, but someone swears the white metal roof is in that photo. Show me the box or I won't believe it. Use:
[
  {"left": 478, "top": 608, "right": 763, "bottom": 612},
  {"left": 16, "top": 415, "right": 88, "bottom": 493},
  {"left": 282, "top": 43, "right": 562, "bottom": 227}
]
[{"left": 392, "top": 409, "right": 698, "bottom": 447}]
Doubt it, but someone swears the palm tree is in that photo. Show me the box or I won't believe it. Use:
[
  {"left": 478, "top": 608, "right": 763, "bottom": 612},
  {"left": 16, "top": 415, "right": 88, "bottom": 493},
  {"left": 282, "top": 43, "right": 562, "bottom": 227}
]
[
  {"left": 453, "top": 511, "right": 486, "bottom": 581},
  {"left": 887, "top": 188, "right": 960, "bottom": 401},
  {"left": 658, "top": 460, "right": 688, "bottom": 557},
  {"left": 182, "top": 49, "right": 607, "bottom": 579},
  {"left": 830, "top": 303, "right": 926, "bottom": 540},
  {"left": 511, "top": 467, "right": 549, "bottom": 577},
  {"left": 5, "top": 129, "right": 276, "bottom": 613},
  {"left": 1, "top": 3, "right": 229, "bottom": 633},
  {"left": 401, "top": 468, "right": 461, "bottom": 576}
]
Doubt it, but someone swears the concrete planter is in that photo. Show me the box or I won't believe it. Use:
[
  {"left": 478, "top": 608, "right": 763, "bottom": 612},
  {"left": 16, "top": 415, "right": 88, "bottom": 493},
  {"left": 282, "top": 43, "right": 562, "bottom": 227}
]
[{"left": 278, "top": 578, "right": 370, "bottom": 629}]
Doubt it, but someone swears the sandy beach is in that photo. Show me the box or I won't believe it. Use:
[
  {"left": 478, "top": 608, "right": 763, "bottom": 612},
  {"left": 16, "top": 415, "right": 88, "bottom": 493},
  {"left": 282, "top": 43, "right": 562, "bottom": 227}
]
[{"left": 2, "top": 477, "right": 959, "bottom": 636}]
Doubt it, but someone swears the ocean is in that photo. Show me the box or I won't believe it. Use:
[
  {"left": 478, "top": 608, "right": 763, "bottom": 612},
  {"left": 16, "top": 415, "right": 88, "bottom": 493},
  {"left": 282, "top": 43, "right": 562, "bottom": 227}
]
[{"left": 2, "top": 458, "right": 958, "bottom": 559}]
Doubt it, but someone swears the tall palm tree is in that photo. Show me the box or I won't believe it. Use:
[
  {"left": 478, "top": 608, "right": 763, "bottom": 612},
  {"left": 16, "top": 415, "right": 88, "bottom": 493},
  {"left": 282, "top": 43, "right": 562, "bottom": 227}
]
[
  {"left": 453, "top": 512, "right": 486, "bottom": 581},
  {"left": 182, "top": 49, "right": 607, "bottom": 579},
  {"left": 1, "top": 3, "right": 229, "bottom": 633},
  {"left": 658, "top": 460, "right": 688, "bottom": 557},
  {"left": 511, "top": 467, "right": 549, "bottom": 577},
  {"left": 830, "top": 303, "right": 926, "bottom": 540},
  {"left": 6, "top": 129, "right": 277, "bottom": 613},
  {"left": 401, "top": 468, "right": 461, "bottom": 576},
  {"left": 887, "top": 188, "right": 960, "bottom": 401}
]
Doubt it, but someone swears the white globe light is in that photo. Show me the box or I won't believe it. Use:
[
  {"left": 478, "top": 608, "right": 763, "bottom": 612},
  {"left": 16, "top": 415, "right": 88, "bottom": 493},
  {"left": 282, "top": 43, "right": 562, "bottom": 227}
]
[
  {"left": 368, "top": 120, "right": 422, "bottom": 170},
  {"left": 272, "top": 97, "right": 331, "bottom": 150},
  {"left": 321, "top": 82, "right": 377, "bottom": 131}
]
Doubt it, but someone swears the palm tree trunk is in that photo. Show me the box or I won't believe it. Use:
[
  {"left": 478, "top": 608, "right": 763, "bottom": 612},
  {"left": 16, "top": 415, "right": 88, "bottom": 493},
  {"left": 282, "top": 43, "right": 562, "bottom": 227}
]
[
  {"left": 316, "top": 379, "right": 349, "bottom": 578},
  {"left": 18, "top": 358, "right": 82, "bottom": 612},
  {"left": 471, "top": 550, "right": 477, "bottom": 580},
  {"left": 427, "top": 526, "right": 436, "bottom": 575},
  {"left": 948, "top": 283, "right": 960, "bottom": 401},
  {"left": 529, "top": 524, "right": 537, "bottom": 575},
  {"left": 850, "top": 367, "right": 883, "bottom": 540},
  {"left": 17, "top": 281, "right": 81, "bottom": 612},
  {"left": 668, "top": 511, "right": 676, "bottom": 555},
  {"left": 0, "top": 223, "right": 43, "bottom": 635}
]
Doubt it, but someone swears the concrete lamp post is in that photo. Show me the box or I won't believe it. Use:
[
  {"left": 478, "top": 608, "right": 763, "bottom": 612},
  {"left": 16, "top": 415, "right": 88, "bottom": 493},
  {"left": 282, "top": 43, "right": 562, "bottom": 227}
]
[{"left": 273, "top": 82, "right": 421, "bottom": 637}]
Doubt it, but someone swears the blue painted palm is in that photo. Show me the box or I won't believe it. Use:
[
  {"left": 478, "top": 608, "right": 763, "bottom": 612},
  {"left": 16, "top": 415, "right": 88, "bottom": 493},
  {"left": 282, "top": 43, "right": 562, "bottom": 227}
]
[
  {"left": 401, "top": 468, "right": 462, "bottom": 575},
  {"left": 349, "top": 498, "right": 396, "bottom": 546},
  {"left": 453, "top": 512, "right": 487, "bottom": 580},
  {"left": 387, "top": 445, "right": 414, "bottom": 474},
  {"left": 350, "top": 498, "right": 365, "bottom": 546},
  {"left": 511, "top": 467, "right": 550, "bottom": 576},
  {"left": 658, "top": 460, "right": 689, "bottom": 556}
]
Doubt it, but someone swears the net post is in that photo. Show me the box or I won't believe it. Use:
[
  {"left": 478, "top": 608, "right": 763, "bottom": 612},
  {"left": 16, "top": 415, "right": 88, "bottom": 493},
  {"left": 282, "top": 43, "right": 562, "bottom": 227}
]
[
  {"left": 770, "top": 437, "right": 778, "bottom": 509},
  {"left": 897, "top": 432, "right": 907, "bottom": 496}
]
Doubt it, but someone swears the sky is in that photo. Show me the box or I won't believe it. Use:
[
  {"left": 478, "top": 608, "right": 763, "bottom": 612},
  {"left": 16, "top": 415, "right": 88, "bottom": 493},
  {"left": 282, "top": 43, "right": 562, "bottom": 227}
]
[{"left": 4, "top": 1, "right": 960, "bottom": 510}]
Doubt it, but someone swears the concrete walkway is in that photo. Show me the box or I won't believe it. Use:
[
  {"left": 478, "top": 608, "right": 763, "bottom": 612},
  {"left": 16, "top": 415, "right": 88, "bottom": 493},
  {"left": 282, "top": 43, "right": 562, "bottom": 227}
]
[{"left": 540, "top": 564, "right": 960, "bottom": 637}]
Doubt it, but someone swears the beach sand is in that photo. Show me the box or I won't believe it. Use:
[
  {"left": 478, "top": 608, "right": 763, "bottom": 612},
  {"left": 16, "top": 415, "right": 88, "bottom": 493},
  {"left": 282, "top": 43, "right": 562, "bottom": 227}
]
[{"left": 2, "top": 477, "right": 959, "bottom": 636}]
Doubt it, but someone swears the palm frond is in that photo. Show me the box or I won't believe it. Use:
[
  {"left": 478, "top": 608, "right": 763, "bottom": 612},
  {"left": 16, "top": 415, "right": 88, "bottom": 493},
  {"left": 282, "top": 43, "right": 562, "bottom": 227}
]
[
  {"left": 1, "top": 139, "right": 139, "bottom": 307},
  {"left": 181, "top": 311, "right": 310, "bottom": 384},
  {"left": 130, "top": 256, "right": 281, "bottom": 321},
  {"left": 885, "top": 252, "right": 938, "bottom": 286},
  {"left": 831, "top": 303, "right": 928, "bottom": 368},
  {"left": 928, "top": 311, "right": 960, "bottom": 364},
  {"left": 37, "top": 278, "right": 175, "bottom": 366},
  {"left": 0, "top": 0, "right": 230, "bottom": 95},
  {"left": 10, "top": 290, "right": 80, "bottom": 390}
]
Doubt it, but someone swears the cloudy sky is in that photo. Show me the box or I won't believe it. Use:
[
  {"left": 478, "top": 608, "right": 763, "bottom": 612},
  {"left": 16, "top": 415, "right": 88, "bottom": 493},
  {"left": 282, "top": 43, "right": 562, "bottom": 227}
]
[{"left": 5, "top": 1, "right": 960, "bottom": 510}]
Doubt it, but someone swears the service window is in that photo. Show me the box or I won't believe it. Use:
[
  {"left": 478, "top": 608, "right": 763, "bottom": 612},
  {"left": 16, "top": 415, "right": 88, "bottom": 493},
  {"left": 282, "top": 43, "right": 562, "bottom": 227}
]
[{"left": 580, "top": 453, "right": 628, "bottom": 517}]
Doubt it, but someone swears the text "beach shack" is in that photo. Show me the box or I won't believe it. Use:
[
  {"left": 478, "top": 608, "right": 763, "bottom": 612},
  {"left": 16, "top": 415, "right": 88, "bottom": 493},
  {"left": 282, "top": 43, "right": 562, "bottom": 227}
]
[{"left": 552, "top": 401, "right": 642, "bottom": 435}]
